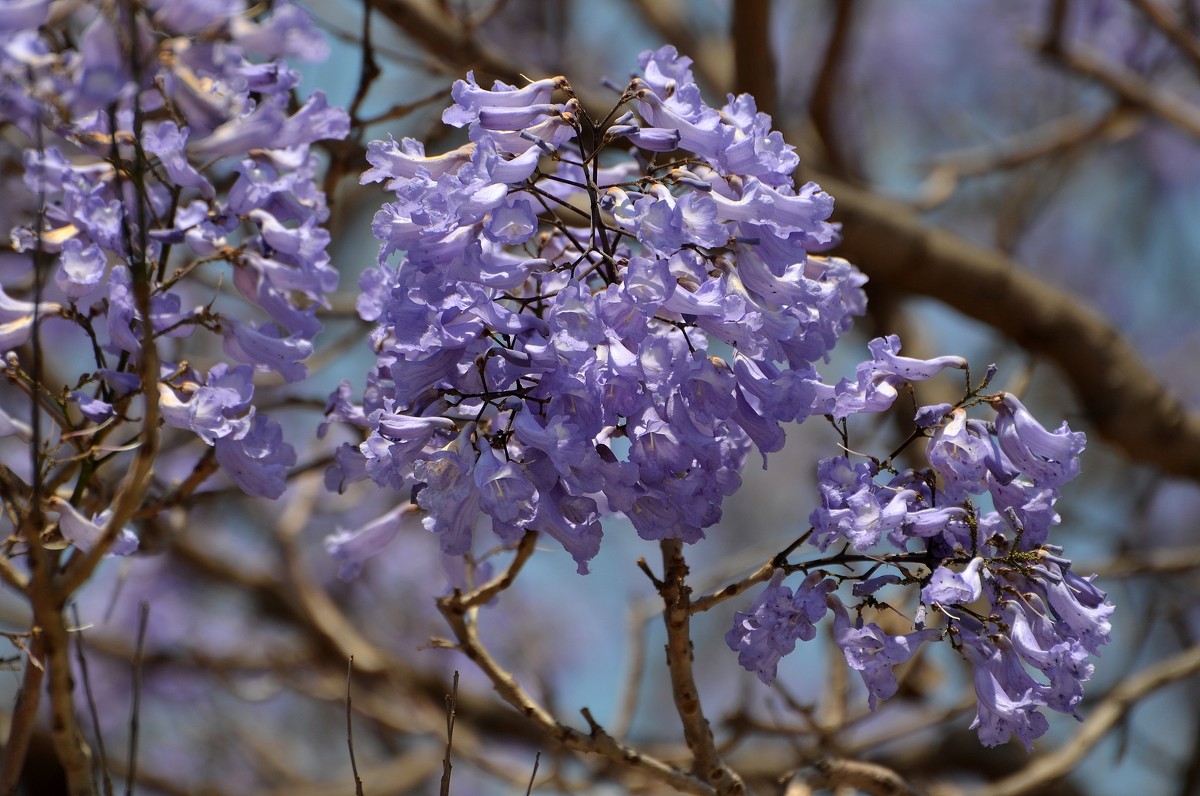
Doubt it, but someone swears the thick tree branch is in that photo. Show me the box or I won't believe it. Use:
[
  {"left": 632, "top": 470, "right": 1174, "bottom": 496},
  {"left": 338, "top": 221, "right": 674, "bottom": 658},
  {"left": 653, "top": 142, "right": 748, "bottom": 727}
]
[
  {"left": 809, "top": 0, "right": 857, "bottom": 177},
  {"left": 732, "top": 0, "right": 777, "bottom": 119}
]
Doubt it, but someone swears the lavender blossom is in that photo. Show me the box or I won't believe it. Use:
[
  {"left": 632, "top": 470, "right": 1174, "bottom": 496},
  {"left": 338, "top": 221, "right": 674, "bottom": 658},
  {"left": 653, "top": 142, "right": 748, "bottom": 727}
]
[
  {"left": 830, "top": 596, "right": 940, "bottom": 710},
  {"left": 332, "top": 48, "right": 867, "bottom": 570},
  {"left": 2, "top": 0, "right": 347, "bottom": 500},
  {"left": 726, "top": 571, "right": 836, "bottom": 684}
]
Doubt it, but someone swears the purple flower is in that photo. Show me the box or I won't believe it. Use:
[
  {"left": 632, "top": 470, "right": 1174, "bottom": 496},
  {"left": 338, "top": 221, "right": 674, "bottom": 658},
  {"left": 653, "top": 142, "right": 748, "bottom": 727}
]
[
  {"left": 833, "top": 336, "right": 966, "bottom": 419},
  {"left": 69, "top": 391, "right": 114, "bottom": 423},
  {"left": 0, "top": 284, "right": 61, "bottom": 352},
  {"left": 922, "top": 557, "right": 985, "bottom": 605},
  {"left": 992, "top": 393, "right": 1086, "bottom": 488},
  {"left": 229, "top": 0, "right": 329, "bottom": 60},
  {"left": 0, "top": 0, "right": 51, "bottom": 32},
  {"left": 970, "top": 665, "right": 1050, "bottom": 751},
  {"left": 0, "top": 405, "right": 33, "bottom": 442},
  {"left": 222, "top": 319, "right": 312, "bottom": 383},
  {"left": 413, "top": 428, "right": 482, "bottom": 557},
  {"left": 213, "top": 415, "right": 297, "bottom": 499},
  {"left": 726, "top": 571, "right": 836, "bottom": 684},
  {"left": 1034, "top": 562, "right": 1114, "bottom": 654},
  {"left": 325, "top": 505, "right": 414, "bottom": 580},
  {"left": 474, "top": 440, "right": 539, "bottom": 533},
  {"left": 55, "top": 238, "right": 107, "bottom": 300},
  {"left": 49, "top": 497, "right": 138, "bottom": 556},
  {"left": 142, "top": 122, "right": 214, "bottom": 199},
  {"left": 927, "top": 408, "right": 1016, "bottom": 500},
  {"left": 830, "top": 596, "right": 940, "bottom": 710},
  {"left": 159, "top": 364, "right": 256, "bottom": 445},
  {"left": 914, "top": 402, "right": 953, "bottom": 429},
  {"left": 811, "top": 457, "right": 916, "bottom": 551}
]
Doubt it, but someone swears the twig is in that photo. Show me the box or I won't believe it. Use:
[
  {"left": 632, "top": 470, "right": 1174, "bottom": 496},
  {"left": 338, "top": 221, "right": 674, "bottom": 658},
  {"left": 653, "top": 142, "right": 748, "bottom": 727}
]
[
  {"left": 1096, "top": 544, "right": 1200, "bottom": 577},
  {"left": 689, "top": 561, "right": 776, "bottom": 614},
  {"left": 346, "top": 657, "right": 365, "bottom": 796},
  {"left": 371, "top": 0, "right": 518, "bottom": 83},
  {"left": 610, "top": 602, "right": 650, "bottom": 740},
  {"left": 457, "top": 531, "right": 537, "bottom": 609},
  {"left": 803, "top": 757, "right": 925, "bottom": 796},
  {"left": 60, "top": 47, "right": 163, "bottom": 599},
  {"left": 34, "top": 560, "right": 94, "bottom": 796},
  {"left": 124, "top": 602, "right": 150, "bottom": 796},
  {"left": 71, "top": 605, "right": 112, "bottom": 796},
  {"left": 523, "top": 751, "right": 540, "bottom": 796},
  {"left": 439, "top": 671, "right": 459, "bottom": 796},
  {"left": 348, "top": 0, "right": 382, "bottom": 129},
  {"left": 916, "top": 106, "right": 1131, "bottom": 209},
  {"left": 972, "top": 643, "right": 1200, "bottom": 796},
  {"left": 275, "top": 476, "right": 394, "bottom": 674}
]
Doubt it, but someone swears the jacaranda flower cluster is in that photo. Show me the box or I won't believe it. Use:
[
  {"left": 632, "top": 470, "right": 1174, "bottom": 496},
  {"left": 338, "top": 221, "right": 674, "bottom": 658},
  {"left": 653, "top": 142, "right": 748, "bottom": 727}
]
[
  {"left": 327, "top": 45, "right": 882, "bottom": 571},
  {"left": 2, "top": 1, "right": 347, "bottom": 511},
  {"left": 727, "top": 389, "right": 1110, "bottom": 749}
]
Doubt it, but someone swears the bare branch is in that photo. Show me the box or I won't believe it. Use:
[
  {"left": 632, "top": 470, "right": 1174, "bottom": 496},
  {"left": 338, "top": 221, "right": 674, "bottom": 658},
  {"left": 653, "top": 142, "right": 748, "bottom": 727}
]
[
  {"left": 124, "top": 603, "right": 150, "bottom": 796},
  {"left": 346, "top": 657, "right": 365, "bottom": 796},
  {"left": 690, "top": 560, "right": 776, "bottom": 615},
  {"left": 439, "top": 670, "right": 458, "bottom": 796},
  {"left": 916, "top": 107, "right": 1133, "bottom": 209},
  {"left": 801, "top": 756, "right": 926, "bottom": 796},
  {"left": 371, "top": 0, "right": 519, "bottom": 82},
  {"left": 457, "top": 530, "right": 538, "bottom": 609},
  {"left": 1041, "top": 33, "right": 1200, "bottom": 141},
  {"left": 1127, "top": 0, "right": 1200, "bottom": 77}
]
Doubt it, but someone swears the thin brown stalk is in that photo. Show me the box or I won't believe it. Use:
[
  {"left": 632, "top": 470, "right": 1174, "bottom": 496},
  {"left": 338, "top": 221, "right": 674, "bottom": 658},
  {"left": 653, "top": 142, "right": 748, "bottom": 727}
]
[
  {"left": 123, "top": 602, "right": 149, "bottom": 796},
  {"left": 346, "top": 657, "right": 365, "bottom": 796},
  {"left": 71, "top": 606, "right": 112, "bottom": 796},
  {"left": 803, "top": 757, "right": 925, "bottom": 796},
  {"left": 439, "top": 670, "right": 458, "bottom": 796}
]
